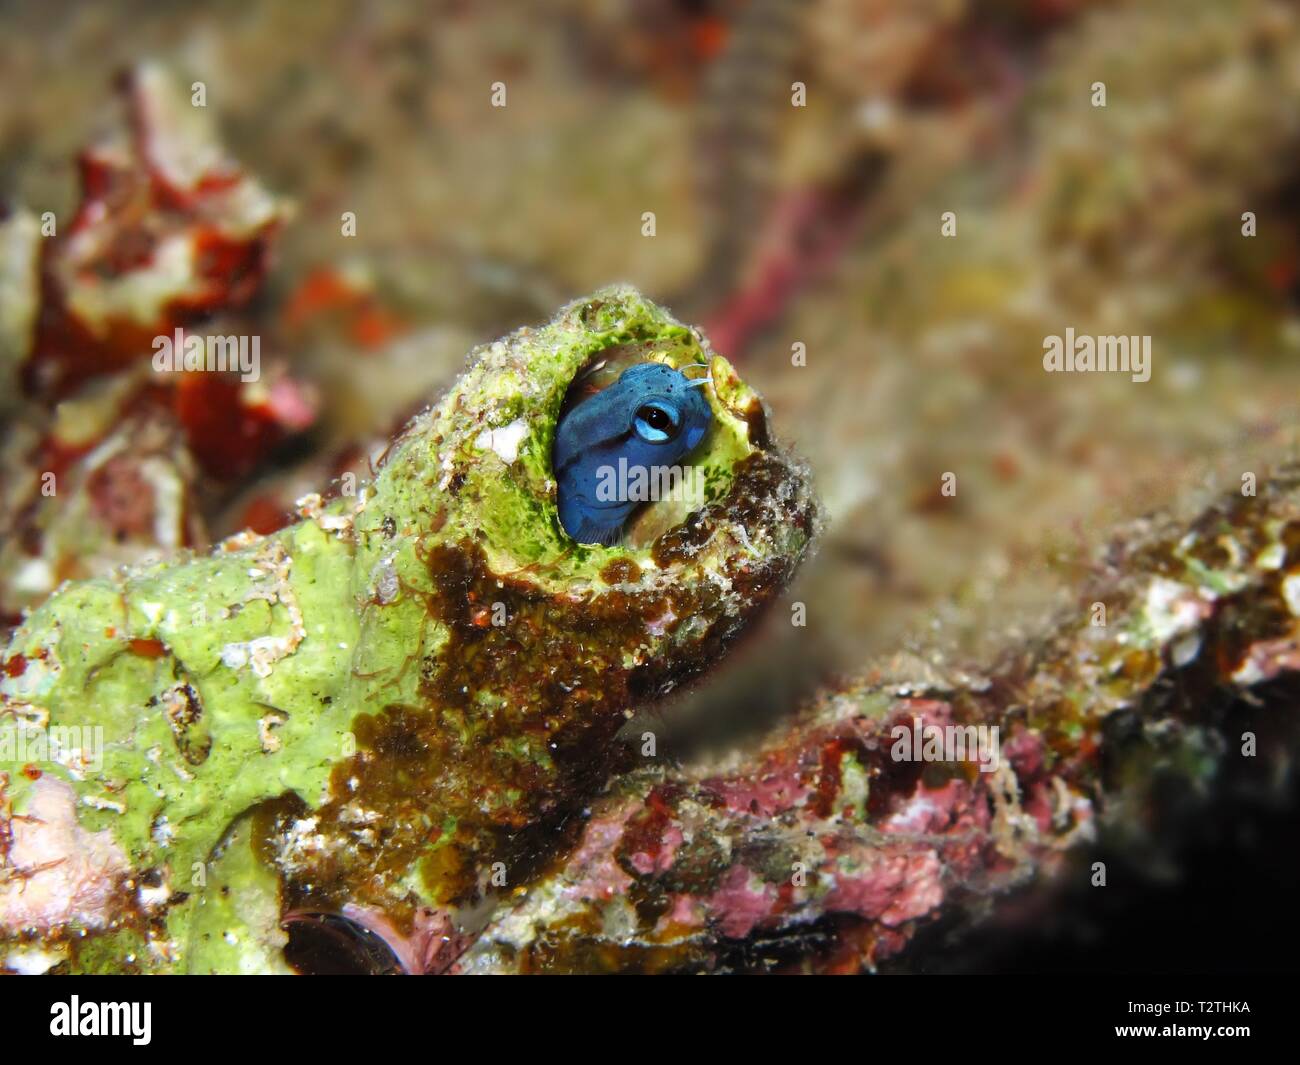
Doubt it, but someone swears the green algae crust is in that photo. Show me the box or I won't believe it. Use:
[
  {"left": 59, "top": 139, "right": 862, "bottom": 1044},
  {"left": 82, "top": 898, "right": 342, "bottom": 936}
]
[{"left": 1, "top": 286, "right": 818, "bottom": 973}]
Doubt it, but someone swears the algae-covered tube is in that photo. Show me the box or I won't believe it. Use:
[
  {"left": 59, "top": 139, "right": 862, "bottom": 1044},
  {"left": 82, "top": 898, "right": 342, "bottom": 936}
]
[{"left": 0, "top": 286, "right": 818, "bottom": 974}]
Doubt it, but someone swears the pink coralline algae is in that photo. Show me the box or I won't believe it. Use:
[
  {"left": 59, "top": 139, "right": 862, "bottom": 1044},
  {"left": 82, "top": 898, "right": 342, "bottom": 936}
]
[{"left": 460, "top": 472, "right": 1300, "bottom": 973}]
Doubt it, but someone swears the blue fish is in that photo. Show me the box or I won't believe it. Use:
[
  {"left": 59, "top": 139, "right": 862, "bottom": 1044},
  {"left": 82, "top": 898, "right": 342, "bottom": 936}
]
[{"left": 553, "top": 362, "right": 712, "bottom": 544}]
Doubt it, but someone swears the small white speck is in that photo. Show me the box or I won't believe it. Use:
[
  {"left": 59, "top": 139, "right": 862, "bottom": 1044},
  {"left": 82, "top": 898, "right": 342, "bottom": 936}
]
[
  {"left": 474, "top": 417, "right": 529, "bottom": 464},
  {"left": 1283, "top": 573, "right": 1300, "bottom": 617}
]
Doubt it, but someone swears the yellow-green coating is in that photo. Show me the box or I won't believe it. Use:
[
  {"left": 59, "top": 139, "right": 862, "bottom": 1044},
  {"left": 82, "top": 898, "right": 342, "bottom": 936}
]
[{"left": 0, "top": 287, "right": 817, "bottom": 973}]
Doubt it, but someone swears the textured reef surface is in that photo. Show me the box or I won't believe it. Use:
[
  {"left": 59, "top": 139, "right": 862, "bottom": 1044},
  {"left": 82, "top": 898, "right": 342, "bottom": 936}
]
[
  {"left": 0, "top": 285, "right": 818, "bottom": 974},
  {"left": 457, "top": 469, "right": 1300, "bottom": 972}
]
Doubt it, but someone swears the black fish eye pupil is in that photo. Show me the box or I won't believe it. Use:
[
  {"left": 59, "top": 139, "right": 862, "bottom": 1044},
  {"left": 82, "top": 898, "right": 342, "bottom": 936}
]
[{"left": 640, "top": 405, "right": 671, "bottom": 431}]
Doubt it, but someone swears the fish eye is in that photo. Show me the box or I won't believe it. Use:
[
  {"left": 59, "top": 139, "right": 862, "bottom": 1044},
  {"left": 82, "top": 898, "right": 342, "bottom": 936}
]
[{"left": 634, "top": 402, "right": 679, "bottom": 443}]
